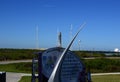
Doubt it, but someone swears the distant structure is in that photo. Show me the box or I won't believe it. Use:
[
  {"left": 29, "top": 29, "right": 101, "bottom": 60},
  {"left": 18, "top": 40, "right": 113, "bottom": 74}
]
[
  {"left": 78, "top": 40, "right": 81, "bottom": 51},
  {"left": 58, "top": 32, "right": 62, "bottom": 47},
  {"left": 114, "top": 48, "right": 120, "bottom": 52},
  {"left": 36, "top": 26, "right": 39, "bottom": 49},
  {"left": 70, "top": 24, "right": 73, "bottom": 50}
]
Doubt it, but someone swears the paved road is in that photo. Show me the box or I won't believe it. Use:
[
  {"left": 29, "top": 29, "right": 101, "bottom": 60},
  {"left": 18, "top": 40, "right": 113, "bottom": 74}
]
[
  {"left": 91, "top": 72, "right": 120, "bottom": 76},
  {"left": 84, "top": 57, "right": 120, "bottom": 59},
  {"left": 6, "top": 72, "right": 34, "bottom": 82},
  {"left": 0, "top": 57, "right": 120, "bottom": 64},
  {"left": 0, "top": 56, "right": 120, "bottom": 64},
  {"left": 0, "top": 60, "right": 32, "bottom": 64}
]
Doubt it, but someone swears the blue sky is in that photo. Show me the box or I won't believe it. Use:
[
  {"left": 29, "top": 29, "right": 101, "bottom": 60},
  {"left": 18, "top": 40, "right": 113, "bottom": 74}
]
[{"left": 0, "top": 0, "right": 120, "bottom": 51}]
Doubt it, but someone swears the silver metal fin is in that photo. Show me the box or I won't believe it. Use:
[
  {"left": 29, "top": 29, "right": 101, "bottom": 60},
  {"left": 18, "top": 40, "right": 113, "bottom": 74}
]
[{"left": 48, "top": 23, "right": 86, "bottom": 82}]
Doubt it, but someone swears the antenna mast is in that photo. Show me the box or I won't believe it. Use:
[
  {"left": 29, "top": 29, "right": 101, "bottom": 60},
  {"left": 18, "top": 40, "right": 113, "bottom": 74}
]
[
  {"left": 70, "top": 24, "right": 73, "bottom": 50},
  {"left": 36, "top": 26, "right": 39, "bottom": 49}
]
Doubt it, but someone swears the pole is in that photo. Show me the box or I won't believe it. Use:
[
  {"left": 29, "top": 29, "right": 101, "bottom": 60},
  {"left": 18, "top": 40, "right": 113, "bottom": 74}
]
[
  {"left": 38, "top": 52, "right": 42, "bottom": 82},
  {"left": 32, "top": 58, "right": 36, "bottom": 82}
]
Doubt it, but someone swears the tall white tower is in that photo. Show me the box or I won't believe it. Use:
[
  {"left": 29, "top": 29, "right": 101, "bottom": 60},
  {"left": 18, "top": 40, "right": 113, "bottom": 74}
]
[
  {"left": 36, "top": 26, "right": 39, "bottom": 49},
  {"left": 70, "top": 24, "right": 73, "bottom": 50}
]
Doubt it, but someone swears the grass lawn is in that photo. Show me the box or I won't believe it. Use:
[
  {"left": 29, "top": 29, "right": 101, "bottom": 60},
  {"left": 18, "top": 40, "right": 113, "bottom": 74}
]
[
  {"left": 19, "top": 75, "right": 120, "bottom": 82},
  {"left": 0, "top": 62, "right": 32, "bottom": 73},
  {"left": 19, "top": 76, "right": 38, "bottom": 82},
  {"left": 19, "top": 76, "right": 31, "bottom": 82},
  {"left": 92, "top": 75, "right": 120, "bottom": 82}
]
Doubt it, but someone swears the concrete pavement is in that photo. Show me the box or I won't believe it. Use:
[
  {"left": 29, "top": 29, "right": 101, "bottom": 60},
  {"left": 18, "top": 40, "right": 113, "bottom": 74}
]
[
  {"left": 6, "top": 72, "right": 31, "bottom": 82},
  {"left": 0, "top": 60, "right": 32, "bottom": 64},
  {"left": 91, "top": 72, "right": 120, "bottom": 76}
]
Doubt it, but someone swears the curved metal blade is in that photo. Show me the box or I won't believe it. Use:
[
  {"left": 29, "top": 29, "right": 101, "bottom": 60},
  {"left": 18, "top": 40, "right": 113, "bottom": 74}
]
[{"left": 48, "top": 22, "right": 86, "bottom": 82}]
